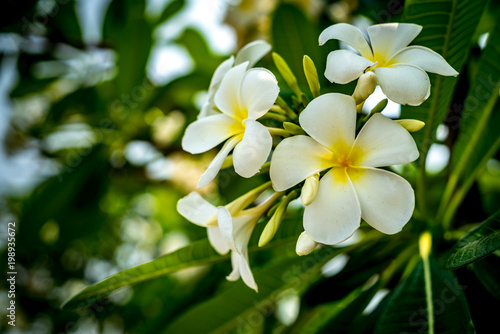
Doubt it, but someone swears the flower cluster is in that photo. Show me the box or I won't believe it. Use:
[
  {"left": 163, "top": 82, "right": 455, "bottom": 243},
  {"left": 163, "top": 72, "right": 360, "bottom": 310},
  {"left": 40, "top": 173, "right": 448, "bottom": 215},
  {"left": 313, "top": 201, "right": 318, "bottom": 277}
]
[{"left": 177, "top": 23, "right": 458, "bottom": 290}]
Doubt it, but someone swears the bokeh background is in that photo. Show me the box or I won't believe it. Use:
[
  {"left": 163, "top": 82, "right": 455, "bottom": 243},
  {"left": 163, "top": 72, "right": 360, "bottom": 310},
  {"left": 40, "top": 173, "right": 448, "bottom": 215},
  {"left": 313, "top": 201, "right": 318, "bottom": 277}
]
[{"left": 1, "top": 0, "right": 498, "bottom": 333}]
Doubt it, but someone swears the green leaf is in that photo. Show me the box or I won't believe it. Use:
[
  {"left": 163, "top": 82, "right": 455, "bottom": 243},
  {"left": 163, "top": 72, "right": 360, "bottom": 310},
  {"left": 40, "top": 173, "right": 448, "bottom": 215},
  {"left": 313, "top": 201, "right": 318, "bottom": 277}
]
[
  {"left": 472, "top": 253, "right": 500, "bottom": 300},
  {"left": 445, "top": 210, "right": 500, "bottom": 269},
  {"left": 156, "top": 0, "right": 185, "bottom": 25},
  {"left": 375, "top": 258, "right": 474, "bottom": 334},
  {"left": 438, "top": 20, "right": 500, "bottom": 218},
  {"left": 400, "top": 0, "right": 488, "bottom": 153},
  {"left": 163, "top": 247, "right": 339, "bottom": 334},
  {"left": 61, "top": 213, "right": 304, "bottom": 309}
]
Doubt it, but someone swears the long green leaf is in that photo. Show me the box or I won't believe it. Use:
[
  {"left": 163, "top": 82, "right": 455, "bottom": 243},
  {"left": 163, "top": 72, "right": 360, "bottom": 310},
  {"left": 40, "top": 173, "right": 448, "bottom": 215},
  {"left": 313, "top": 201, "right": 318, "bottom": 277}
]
[
  {"left": 439, "top": 19, "right": 500, "bottom": 218},
  {"left": 163, "top": 247, "right": 339, "bottom": 334},
  {"left": 61, "top": 214, "right": 303, "bottom": 309},
  {"left": 472, "top": 253, "right": 500, "bottom": 300},
  {"left": 401, "top": 0, "right": 487, "bottom": 149},
  {"left": 446, "top": 210, "right": 500, "bottom": 269},
  {"left": 375, "top": 258, "right": 474, "bottom": 333}
]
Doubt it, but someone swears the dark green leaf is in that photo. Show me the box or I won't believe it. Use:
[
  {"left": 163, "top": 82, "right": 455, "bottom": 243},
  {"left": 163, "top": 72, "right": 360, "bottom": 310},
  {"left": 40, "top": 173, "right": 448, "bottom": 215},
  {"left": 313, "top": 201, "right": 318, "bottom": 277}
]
[
  {"left": 472, "top": 253, "right": 500, "bottom": 300},
  {"left": 375, "top": 258, "right": 474, "bottom": 333},
  {"left": 446, "top": 210, "right": 500, "bottom": 269},
  {"left": 401, "top": 0, "right": 488, "bottom": 153},
  {"left": 163, "top": 247, "right": 339, "bottom": 334},
  {"left": 157, "top": 0, "right": 185, "bottom": 25}
]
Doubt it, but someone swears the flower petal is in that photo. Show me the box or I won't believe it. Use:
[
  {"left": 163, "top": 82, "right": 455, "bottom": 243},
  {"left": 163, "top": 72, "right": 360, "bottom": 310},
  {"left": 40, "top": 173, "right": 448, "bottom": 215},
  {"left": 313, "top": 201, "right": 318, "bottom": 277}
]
[
  {"left": 349, "top": 167, "right": 414, "bottom": 234},
  {"left": 270, "top": 135, "right": 332, "bottom": 191},
  {"left": 176, "top": 192, "right": 216, "bottom": 227},
  {"left": 217, "top": 206, "right": 236, "bottom": 250},
  {"left": 214, "top": 62, "right": 248, "bottom": 118},
  {"left": 198, "top": 135, "right": 242, "bottom": 188},
  {"left": 182, "top": 113, "right": 241, "bottom": 154},
  {"left": 237, "top": 251, "right": 258, "bottom": 292},
  {"left": 207, "top": 226, "right": 230, "bottom": 255},
  {"left": 235, "top": 40, "right": 271, "bottom": 68},
  {"left": 231, "top": 213, "right": 257, "bottom": 254},
  {"left": 324, "top": 50, "right": 375, "bottom": 84},
  {"left": 304, "top": 169, "right": 361, "bottom": 245},
  {"left": 240, "top": 68, "right": 279, "bottom": 120},
  {"left": 233, "top": 120, "right": 272, "bottom": 178},
  {"left": 227, "top": 251, "right": 240, "bottom": 281},
  {"left": 208, "top": 56, "right": 235, "bottom": 95},
  {"left": 368, "top": 23, "right": 422, "bottom": 60},
  {"left": 319, "top": 23, "right": 373, "bottom": 59},
  {"left": 353, "top": 113, "right": 419, "bottom": 167},
  {"left": 373, "top": 64, "right": 430, "bottom": 106},
  {"left": 389, "top": 46, "right": 458, "bottom": 76},
  {"left": 299, "top": 93, "right": 357, "bottom": 149}
]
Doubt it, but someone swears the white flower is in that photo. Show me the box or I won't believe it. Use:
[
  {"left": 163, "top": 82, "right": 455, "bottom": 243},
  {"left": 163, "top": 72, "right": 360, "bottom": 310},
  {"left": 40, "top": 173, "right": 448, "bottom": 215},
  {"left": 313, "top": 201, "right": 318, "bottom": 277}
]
[
  {"left": 199, "top": 40, "right": 271, "bottom": 118},
  {"left": 270, "top": 93, "right": 419, "bottom": 245},
  {"left": 177, "top": 191, "right": 282, "bottom": 291},
  {"left": 319, "top": 23, "right": 458, "bottom": 106},
  {"left": 182, "top": 62, "right": 280, "bottom": 188}
]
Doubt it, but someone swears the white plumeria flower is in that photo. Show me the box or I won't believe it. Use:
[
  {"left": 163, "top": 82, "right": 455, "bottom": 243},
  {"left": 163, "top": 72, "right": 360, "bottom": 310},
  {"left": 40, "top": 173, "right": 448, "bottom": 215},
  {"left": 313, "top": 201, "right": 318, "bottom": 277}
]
[
  {"left": 199, "top": 40, "right": 271, "bottom": 118},
  {"left": 177, "top": 191, "right": 282, "bottom": 291},
  {"left": 182, "top": 62, "right": 280, "bottom": 188},
  {"left": 319, "top": 23, "right": 458, "bottom": 106},
  {"left": 270, "top": 93, "right": 419, "bottom": 245}
]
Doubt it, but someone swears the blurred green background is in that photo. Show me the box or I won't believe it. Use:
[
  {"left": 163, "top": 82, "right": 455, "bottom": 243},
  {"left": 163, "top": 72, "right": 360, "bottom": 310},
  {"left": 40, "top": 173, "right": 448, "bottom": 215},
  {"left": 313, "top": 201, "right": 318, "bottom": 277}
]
[{"left": 1, "top": 0, "right": 499, "bottom": 333}]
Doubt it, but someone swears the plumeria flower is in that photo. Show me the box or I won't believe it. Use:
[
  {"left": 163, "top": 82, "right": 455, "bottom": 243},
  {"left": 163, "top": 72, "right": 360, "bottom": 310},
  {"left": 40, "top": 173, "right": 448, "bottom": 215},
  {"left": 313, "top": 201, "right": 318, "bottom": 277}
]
[
  {"left": 199, "top": 40, "right": 271, "bottom": 118},
  {"left": 319, "top": 23, "right": 458, "bottom": 106},
  {"left": 270, "top": 93, "right": 419, "bottom": 245},
  {"left": 182, "top": 62, "right": 280, "bottom": 188},
  {"left": 177, "top": 191, "right": 283, "bottom": 291}
]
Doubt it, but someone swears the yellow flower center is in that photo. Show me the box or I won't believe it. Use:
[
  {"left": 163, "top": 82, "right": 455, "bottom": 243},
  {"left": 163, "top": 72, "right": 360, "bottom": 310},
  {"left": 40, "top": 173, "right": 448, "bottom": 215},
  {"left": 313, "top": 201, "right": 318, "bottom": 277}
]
[{"left": 329, "top": 143, "right": 365, "bottom": 183}]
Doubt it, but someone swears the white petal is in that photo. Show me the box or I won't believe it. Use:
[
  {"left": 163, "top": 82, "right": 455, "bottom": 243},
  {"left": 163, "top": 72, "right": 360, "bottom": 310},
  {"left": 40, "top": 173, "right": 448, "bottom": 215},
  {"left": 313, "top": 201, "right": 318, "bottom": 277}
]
[
  {"left": 207, "top": 226, "right": 230, "bottom": 255},
  {"left": 373, "top": 64, "right": 430, "bottom": 106},
  {"left": 231, "top": 213, "right": 257, "bottom": 254},
  {"left": 235, "top": 40, "right": 271, "bottom": 68},
  {"left": 240, "top": 68, "right": 279, "bottom": 120},
  {"left": 233, "top": 120, "right": 272, "bottom": 178},
  {"left": 368, "top": 23, "right": 422, "bottom": 60},
  {"left": 227, "top": 251, "right": 240, "bottom": 281},
  {"left": 304, "top": 169, "right": 361, "bottom": 245},
  {"left": 176, "top": 192, "right": 217, "bottom": 227},
  {"left": 353, "top": 113, "right": 419, "bottom": 167},
  {"left": 349, "top": 167, "right": 414, "bottom": 234},
  {"left": 324, "top": 50, "right": 375, "bottom": 84},
  {"left": 270, "top": 135, "right": 332, "bottom": 191},
  {"left": 208, "top": 56, "right": 235, "bottom": 95},
  {"left": 217, "top": 206, "right": 236, "bottom": 250},
  {"left": 198, "top": 135, "right": 242, "bottom": 188},
  {"left": 238, "top": 251, "right": 258, "bottom": 292},
  {"left": 296, "top": 231, "right": 318, "bottom": 256},
  {"left": 182, "top": 113, "right": 241, "bottom": 154},
  {"left": 214, "top": 62, "right": 248, "bottom": 119},
  {"left": 299, "top": 93, "right": 357, "bottom": 149},
  {"left": 389, "top": 46, "right": 458, "bottom": 76},
  {"left": 319, "top": 23, "right": 373, "bottom": 59}
]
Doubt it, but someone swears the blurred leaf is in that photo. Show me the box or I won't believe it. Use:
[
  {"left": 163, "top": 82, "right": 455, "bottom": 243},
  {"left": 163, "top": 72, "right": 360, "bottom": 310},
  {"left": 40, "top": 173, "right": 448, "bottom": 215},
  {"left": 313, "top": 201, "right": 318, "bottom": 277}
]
[
  {"left": 62, "top": 213, "right": 304, "bottom": 309},
  {"left": 103, "top": 0, "right": 152, "bottom": 96},
  {"left": 290, "top": 282, "right": 379, "bottom": 334},
  {"left": 271, "top": 4, "right": 326, "bottom": 93},
  {"left": 446, "top": 210, "right": 500, "bottom": 269},
  {"left": 375, "top": 258, "right": 474, "bottom": 333},
  {"left": 472, "top": 254, "right": 500, "bottom": 300},
  {"left": 47, "top": 0, "right": 83, "bottom": 47},
  {"left": 163, "top": 247, "right": 339, "bottom": 334},
  {"left": 400, "top": 0, "right": 488, "bottom": 153},
  {"left": 156, "top": 0, "right": 185, "bottom": 25}
]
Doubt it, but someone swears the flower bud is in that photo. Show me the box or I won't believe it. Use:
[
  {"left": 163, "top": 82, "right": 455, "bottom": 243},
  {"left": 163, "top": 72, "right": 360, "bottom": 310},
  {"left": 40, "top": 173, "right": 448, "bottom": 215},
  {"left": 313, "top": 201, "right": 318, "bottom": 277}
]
[
  {"left": 352, "top": 72, "right": 378, "bottom": 105},
  {"left": 272, "top": 52, "right": 302, "bottom": 99},
  {"left": 395, "top": 119, "right": 425, "bottom": 132},
  {"left": 259, "top": 190, "right": 299, "bottom": 247},
  {"left": 301, "top": 173, "right": 320, "bottom": 206},
  {"left": 303, "top": 55, "right": 320, "bottom": 98},
  {"left": 283, "top": 122, "right": 306, "bottom": 136},
  {"left": 419, "top": 231, "right": 432, "bottom": 259},
  {"left": 296, "top": 231, "right": 318, "bottom": 256}
]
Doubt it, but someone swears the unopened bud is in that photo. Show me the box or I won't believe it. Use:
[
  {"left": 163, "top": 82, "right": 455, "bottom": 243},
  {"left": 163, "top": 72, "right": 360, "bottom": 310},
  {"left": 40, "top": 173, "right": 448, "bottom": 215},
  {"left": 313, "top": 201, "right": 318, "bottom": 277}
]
[
  {"left": 395, "top": 119, "right": 425, "bottom": 132},
  {"left": 303, "top": 55, "right": 320, "bottom": 98},
  {"left": 296, "top": 231, "right": 318, "bottom": 256},
  {"left": 259, "top": 190, "right": 299, "bottom": 247},
  {"left": 419, "top": 231, "right": 432, "bottom": 259},
  {"left": 225, "top": 181, "right": 272, "bottom": 217},
  {"left": 272, "top": 52, "right": 302, "bottom": 99},
  {"left": 283, "top": 122, "right": 306, "bottom": 136},
  {"left": 352, "top": 72, "right": 377, "bottom": 105},
  {"left": 301, "top": 173, "right": 320, "bottom": 206}
]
